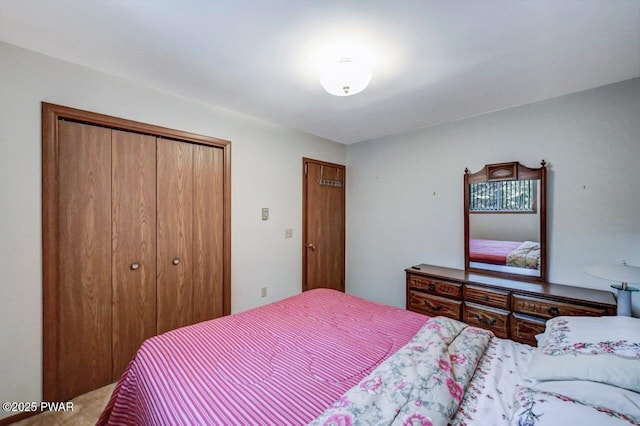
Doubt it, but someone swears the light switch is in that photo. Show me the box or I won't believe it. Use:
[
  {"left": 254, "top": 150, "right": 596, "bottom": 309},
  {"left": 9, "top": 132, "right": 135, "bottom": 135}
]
[
  {"left": 262, "top": 208, "right": 269, "bottom": 221},
  {"left": 285, "top": 229, "right": 293, "bottom": 238}
]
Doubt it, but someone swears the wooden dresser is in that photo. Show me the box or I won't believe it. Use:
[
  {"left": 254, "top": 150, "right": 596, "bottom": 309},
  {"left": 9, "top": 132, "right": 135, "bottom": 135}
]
[{"left": 406, "top": 264, "right": 616, "bottom": 346}]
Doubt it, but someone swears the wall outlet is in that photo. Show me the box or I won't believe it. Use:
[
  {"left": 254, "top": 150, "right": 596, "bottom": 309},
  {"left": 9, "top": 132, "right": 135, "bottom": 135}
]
[
  {"left": 260, "top": 286, "right": 268, "bottom": 298},
  {"left": 285, "top": 228, "right": 293, "bottom": 238},
  {"left": 261, "top": 207, "right": 269, "bottom": 221}
]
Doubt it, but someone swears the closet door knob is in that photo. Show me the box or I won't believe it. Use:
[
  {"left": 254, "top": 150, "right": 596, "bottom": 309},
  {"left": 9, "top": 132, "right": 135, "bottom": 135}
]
[
  {"left": 172, "top": 258, "right": 181, "bottom": 265},
  {"left": 307, "top": 243, "right": 316, "bottom": 251},
  {"left": 130, "top": 263, "right": 140, "bottom": 271}
]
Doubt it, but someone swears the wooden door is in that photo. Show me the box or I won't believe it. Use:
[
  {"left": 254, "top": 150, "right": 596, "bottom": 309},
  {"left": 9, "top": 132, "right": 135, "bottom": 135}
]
[
  {"left": 302, "top": 158, "right": 345, "bottom": 292},
  {"left": 56, "top": 120, "right": 113, "bottom": 400},
  {"left": 192, "top": 144, "right": 225, "bottom": 323},
  {"left": 157, "top": 138, "right": 194, "bottom": 334},
  {"left": 111, "top": 130, "right": 157, "bottom": 378}
]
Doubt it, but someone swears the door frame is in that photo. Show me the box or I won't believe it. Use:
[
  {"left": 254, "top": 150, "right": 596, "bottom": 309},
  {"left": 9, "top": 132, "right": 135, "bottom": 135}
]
[
  {"left": 301, "top": 157, "right": 346, "bottom": 292},
  {"left": 42, "top": 103, "right": 232, "bottom": 401}
]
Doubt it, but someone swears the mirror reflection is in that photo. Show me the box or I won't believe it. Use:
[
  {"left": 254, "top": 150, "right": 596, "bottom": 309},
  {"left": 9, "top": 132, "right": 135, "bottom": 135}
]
[
  {"left": 468, "top": 179, "right": 541, "bottom": 278},
  {"left": 464, "top": 161, "right": 547, "bottom": 282}
]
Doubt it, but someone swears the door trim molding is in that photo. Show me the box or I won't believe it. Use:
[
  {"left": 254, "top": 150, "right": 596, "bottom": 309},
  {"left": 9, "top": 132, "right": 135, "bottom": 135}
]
[{"left": 42, "top": 102, "right": 232, "bottom": 401}]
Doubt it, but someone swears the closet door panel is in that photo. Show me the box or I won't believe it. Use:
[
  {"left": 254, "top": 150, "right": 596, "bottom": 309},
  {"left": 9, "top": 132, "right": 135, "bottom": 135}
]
[
  {"left": 111, "top": 130, "right": 157, "bottom": 378},
  {"left": 157, "top": 138, "right": 194, "bottom": 334},
  {"left": 192, "top": 145, "right": 225, "bottom": 323},
  {"left": 303, "top": 161, "right": 345, "bottom": 292},
  {"left": 57, "top": 120, "right": 113, "bottom": 400}
]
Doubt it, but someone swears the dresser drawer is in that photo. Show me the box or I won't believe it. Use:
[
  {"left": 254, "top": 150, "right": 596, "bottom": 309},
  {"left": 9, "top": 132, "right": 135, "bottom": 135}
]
[
  {"left": 512, "top": 294, "right": 608, "bottom": 319},
  {"left": 408, "top": 276, "right": 462, "bottom": 300},
  {"left": 465, "top": 285, "right": 510, "bottom": 310},
  {"left": 510, "top": 313, "right": 546, "bottom": 346},
  {"left": 408, "top": 290, "right": 462, "bottom": 320},
  {"left": 463, "top": 303, "right": 509, "bottom": 338}
]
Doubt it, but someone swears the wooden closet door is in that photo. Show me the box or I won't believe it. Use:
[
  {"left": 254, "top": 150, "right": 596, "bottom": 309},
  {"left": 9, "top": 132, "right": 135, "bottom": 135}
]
[
  {"left": 303, "top": 160, "right": 345, "bottom": 292},
  {"left": 157, "top": 138, "right": 194, "bottom": 334},
  {"left": 111, "top": 130, "right": 157, "bottom": 378},
  {"left": 57, "top": 120, "right": 113, "bottom": 400},
  {"left": 192, "top": 144, "right": 225, "bottom": 323}
]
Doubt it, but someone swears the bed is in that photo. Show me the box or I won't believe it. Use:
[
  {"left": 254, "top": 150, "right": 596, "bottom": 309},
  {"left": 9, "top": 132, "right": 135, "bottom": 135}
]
[
  {"left": 98, "top": 289, "right": 640, "bottom": 425},
  {"left": 470, "top": 238, "right": 541, "bottom": 270}
]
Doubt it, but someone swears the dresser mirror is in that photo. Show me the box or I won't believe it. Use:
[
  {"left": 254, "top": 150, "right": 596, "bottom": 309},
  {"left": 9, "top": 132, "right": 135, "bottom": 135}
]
[{"left": 464, "top": 161, "right": 547, "bottom": 282}]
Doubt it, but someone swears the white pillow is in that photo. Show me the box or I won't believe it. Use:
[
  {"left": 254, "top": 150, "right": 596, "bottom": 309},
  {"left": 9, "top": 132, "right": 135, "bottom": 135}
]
[
  {"left": 532, "top": 380, "right": 640, "bottom": 420},
  {"left": 511, "top": 386, "right": 640, "bottom": 426},
  {"left": 527, "top": 316, "right": 640, "bottom": 392}
]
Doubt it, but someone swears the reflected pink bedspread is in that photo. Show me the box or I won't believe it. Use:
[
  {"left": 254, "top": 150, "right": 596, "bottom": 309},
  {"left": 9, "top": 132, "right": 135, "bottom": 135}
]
[
  {"left": 98, "top": 289, "right": 428, "bottom": 425},
  {"left": 469, "top": 238, "right": 522, "bottom": 265}
]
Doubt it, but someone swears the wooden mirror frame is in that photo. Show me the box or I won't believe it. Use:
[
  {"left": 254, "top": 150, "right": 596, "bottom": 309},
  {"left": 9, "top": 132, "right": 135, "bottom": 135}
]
[{"left": 464, "top": 160, "right": 547, "bottom": 282}]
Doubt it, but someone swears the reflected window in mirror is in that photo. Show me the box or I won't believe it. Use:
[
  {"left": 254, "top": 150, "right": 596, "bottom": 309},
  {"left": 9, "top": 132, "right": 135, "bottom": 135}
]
[
  {"left": 469, "top": 180, "right": 536, "bottom": 213},
  {"left": 464, "top": 161, "right": 547, "bottom": 282}
]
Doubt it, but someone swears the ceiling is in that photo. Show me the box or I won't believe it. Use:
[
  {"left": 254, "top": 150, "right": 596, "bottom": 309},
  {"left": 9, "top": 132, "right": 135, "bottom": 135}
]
[{"left": 1, "top": 1, "right": 639, "bottom": 145}]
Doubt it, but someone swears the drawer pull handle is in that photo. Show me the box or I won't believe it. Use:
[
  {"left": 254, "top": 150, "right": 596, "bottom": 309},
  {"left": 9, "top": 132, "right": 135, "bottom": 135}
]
[
  {"left": 547, "top": 306, "right": 560, "bottom": 317},
  {"left": 423, "top": 300, "right": 442, "bottom": 311},
  {"left": 130, "top": 263, "right": 140, "bottom": 271},
  {"left": 428, "top": 283, "right": 436, "bottom": 291},
  {"left": 474, "top": 314, "right": 497, "bottom": 326}
]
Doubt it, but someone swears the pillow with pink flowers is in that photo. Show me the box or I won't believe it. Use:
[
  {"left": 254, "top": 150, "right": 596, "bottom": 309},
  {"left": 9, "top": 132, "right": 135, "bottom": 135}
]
[{"left": 527, "top": 316, "right": 640, "bottom": 392}]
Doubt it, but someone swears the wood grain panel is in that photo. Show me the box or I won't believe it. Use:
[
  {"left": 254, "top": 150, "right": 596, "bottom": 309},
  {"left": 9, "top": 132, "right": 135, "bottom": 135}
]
[
  {"left": 57, "top": 120, "right": 112, "bottom": 400},
  {"left": 408, "top": 276, "right": 462, "bottom": 300},
  {"left": 157, "top": 138, "right": 194, "bottom": 334},
  {"left": 465, "top": 285, "right": 510, "bottom": 310},
  {"left": 512, "top": 294, "right": 608, "bottom": 319},
  {"left": 192, "top": 144, "right": 225, "bottom": 324},
  {"left": 510, "top": 313, "right": 546, "bottom": 346},
  {"left": 111, "top": 130, "right": 157, "bottom": 378},
  {"left": 464, "top": 302, "right": 510, "bottom": 338},
  {"left": 408, "top": 291, "right": 462, "bottom": 320},
  {"left": 303, "top": 160, "right": 345, "bottom": 292}
]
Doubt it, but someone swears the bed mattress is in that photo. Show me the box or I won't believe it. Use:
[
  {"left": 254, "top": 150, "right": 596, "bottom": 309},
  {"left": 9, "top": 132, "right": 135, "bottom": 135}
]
[
  {"left": 98, "top": 289, "right": 429, "bottom": 425},
  {"left": 100, "top": 289, "right": 635, "bottom": 425}
]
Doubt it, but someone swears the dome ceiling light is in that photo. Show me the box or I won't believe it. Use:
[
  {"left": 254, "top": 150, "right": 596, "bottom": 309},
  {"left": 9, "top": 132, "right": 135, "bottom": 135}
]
[{"left": 320, "top": 57, "right": 372, "bottom": 96}]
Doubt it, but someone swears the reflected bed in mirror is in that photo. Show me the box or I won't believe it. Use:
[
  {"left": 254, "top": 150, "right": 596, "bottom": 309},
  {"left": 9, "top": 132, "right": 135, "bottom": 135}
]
[{"left": 464, "top": 161, "right": 547, "bottom": 282}]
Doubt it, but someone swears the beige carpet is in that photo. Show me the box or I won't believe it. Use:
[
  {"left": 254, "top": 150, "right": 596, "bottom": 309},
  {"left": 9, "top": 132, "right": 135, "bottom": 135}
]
[{"left": 12, "top": 383, "right": 114, "bottom": 426}]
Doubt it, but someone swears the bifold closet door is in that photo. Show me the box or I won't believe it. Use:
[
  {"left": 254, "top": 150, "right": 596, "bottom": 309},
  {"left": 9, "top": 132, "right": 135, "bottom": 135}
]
[
  {"left": 156, "top": 139, "right": 225, "bottom": 333},
  {"left": 111, "top": 130, "right": 157, "bottom": 378},
  {"left": 157, "top": 139, "right": 194, "bottom": 334},
  {"left": 44, "top": 102, "right": 231, "bottom": 402},
  {"left": 193, "top": 144, "right": 225, "bottom": 323},
  {"left": 57, "top": 120, "right": 113, "bottom": 400}
]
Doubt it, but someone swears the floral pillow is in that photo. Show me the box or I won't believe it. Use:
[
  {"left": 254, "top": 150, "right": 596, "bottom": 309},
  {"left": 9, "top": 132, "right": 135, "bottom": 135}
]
[
  {"left": 527, "top": 316, "right": 640, "bottom": 392},
  {"left": 511, "top": 386, "right": 640, "bottom": 426}
]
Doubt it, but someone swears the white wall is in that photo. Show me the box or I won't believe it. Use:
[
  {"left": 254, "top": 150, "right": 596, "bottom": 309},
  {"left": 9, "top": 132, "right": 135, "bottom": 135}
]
[
  {"left": 469, "top": 213, "right": 539, "bottom": 242},
  {"left": 0, "top": 41, "right": 345, "bottom": 419},
  {"left": 346, "top": 78, "right": 640, "bottom": 315}
]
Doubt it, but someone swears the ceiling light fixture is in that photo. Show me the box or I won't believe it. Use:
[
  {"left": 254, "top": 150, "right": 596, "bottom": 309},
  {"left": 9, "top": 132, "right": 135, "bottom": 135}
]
[{"left": 320, "top": 57, "right": 372, "bottom": 96}]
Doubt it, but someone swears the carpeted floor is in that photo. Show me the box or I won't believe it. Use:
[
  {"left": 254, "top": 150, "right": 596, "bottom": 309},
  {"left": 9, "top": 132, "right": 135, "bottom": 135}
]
[{"left": 12, "top": 383, "right": 114, "bottom": 426}]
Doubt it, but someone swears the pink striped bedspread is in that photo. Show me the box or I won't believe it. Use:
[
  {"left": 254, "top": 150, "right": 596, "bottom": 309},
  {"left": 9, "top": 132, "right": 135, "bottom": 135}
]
[{"left": 97, "top": 289, "right": 428, "bottom": 425}]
